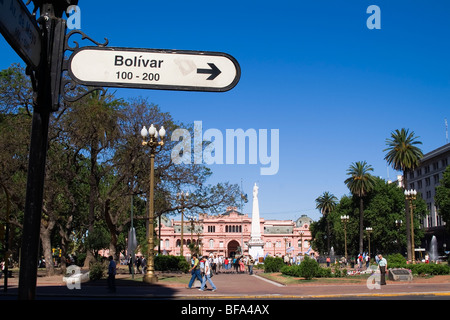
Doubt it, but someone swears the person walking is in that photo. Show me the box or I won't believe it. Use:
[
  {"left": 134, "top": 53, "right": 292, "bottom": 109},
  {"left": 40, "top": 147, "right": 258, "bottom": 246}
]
[
  {"left": 199, "top": 256, "right": 217, "bottom": 292},
  {"left": 377, "top": 254, "right": 387, "bottom": 285},
  {"left": 107, "top": 256, "right": 116, "bottom": 293},
  {"left": 187, "top": 253, "right": 202, "bottom": 289}
]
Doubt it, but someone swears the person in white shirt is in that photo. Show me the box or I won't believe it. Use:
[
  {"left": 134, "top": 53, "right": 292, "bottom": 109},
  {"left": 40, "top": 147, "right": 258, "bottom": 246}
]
[{"left": 199, "top": 256, "right": 217, "bottom": 291}]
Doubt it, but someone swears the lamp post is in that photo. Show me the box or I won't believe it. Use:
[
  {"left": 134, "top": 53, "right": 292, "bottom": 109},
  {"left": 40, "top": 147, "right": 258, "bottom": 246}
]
[
  {"left": 283, "top": 236, "right": 288, "bottom": 256},
  {"left": 405, "top": 189, "right": 417, "bottom": 264},
  {"left": 395, "top": 219, "right": 403, "bottom": 254},
  {"left": 141, "top": 124, "right": 166, "bottom": 283},
  {"left": 341, "top": 215, "right": 349, "bottom": 261},
  {"left": 177, "top": 191, "right": 189, "bottom": 257},
  {"left": 365, "top": 227, "right": 373, "bottom": 260},
  {"left": 298, "top": 230, "right": 304, "bottom": 256}
]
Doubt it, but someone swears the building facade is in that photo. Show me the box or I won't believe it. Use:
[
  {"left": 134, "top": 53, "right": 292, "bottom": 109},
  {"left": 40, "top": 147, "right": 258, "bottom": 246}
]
[
  {"left": 407, "top": 143, "right": 449, "bottom": 229},
  {"left": 407, "top": 143, "right": 449, "bottom": 254},
  {"left": 156, "top": 207, "right": 316, "bottom": 260}
]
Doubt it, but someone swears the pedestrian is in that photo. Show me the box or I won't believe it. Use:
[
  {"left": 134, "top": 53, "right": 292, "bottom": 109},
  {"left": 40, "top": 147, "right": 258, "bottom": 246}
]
[
  {"left": 213, "top": 255, "right": 219, "bottom": 274},
  {"left": 199, "top": 256, "right": 217, "bottom": 292},
  {"left": 136, "top": 256, "right": 141, "bottom": 272},
  {"left": 187, "top": 253, "right": 202, "bottom": 289},
  {"left": 377, "top": 254, "right": 387, "bottom": 285},
  {"left": 107, "top": 255, "right": 116, "bottom": 293},
  {"left": 326, "top": 256, "right": 330, "bottom": 267},
  {"left": 224, "top": 257, "right": 229, "bottom": 272},
  {"left": 127, "top": 254, "right": 133, "bottom": 274},
  {"left": 247, "top": 255, "right": 254, "bottom": 275}
]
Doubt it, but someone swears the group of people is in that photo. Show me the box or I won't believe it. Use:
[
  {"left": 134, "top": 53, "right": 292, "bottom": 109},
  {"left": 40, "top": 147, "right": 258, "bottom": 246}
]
[
  {"left": 186, "top": 254, "right": 256, "bottom": 292},
  {"left": 214, "top": 255, "right": 255, "bottom": 274},
  {"left": 187, "top": 253, "right": 217, "bottom": 291},
  {"left": 126, "top": 255, "right": 147, "bottom": 274}
]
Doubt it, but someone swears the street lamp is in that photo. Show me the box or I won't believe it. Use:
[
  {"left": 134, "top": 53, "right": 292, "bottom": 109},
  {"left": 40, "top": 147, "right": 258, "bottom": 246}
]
[
  {"left": 141, "top": 124, "right": 166, "bottom": 283},
  {"left": 365, "top": 227, "right": 373, "bottom": 260},
  {"left": 341, "top": 215, "right": 349, "bottom": 261},
  {"left": 177, "top": 191, "right": 189, "bottom": 257},
  {"left": 283, "top": 236, "right": 289, "bottom": 256},
  {"left": 395, "top": 220, "right": 403, "bottom": 253},
  {"left": 405, "top": 189, "right": 417, "bottom": 264},
  {"left": 298, "top": 230, "right": 304, "bottom": 256}
]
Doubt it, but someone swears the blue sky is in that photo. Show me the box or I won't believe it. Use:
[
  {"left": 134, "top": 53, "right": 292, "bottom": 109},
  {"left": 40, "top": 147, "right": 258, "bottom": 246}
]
[{"left": 1, "top": 0, "right": 449, "bottom": 222}]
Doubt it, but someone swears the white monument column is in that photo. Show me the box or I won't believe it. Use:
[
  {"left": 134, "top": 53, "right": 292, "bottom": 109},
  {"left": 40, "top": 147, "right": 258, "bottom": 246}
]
[{"left": 248, "top": 183, "right": 265, "bottom": 261}]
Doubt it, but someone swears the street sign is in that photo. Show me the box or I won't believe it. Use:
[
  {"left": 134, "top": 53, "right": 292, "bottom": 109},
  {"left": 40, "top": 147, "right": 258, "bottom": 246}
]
[
  {"left": 0, "top": 0, "right": 41, "bottom": 69},
  {"left": 68, "top": 46, "right": 240, "bottom": 92}
]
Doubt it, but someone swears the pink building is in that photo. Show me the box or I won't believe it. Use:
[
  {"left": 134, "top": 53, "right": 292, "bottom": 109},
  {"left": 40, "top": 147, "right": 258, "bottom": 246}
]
[{"left": 156, "top": 207, "right": 316, "bottom": 259}]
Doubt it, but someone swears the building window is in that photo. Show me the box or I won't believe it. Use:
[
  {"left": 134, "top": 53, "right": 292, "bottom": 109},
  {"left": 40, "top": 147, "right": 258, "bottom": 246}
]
[
  {"left": 208, "top": 226, "right": 215, "bottom": 233},
  {"left": 225, "top": 225, "right": 241, "bottom": 233},
  {"left": 434, "top": 174, "right": 440, "bottom": 184},
  {"left": 209, "top": 239, "right": 214, "bottom": 248},
  {"left": 165, "top": 240, "right": 170, "bottom": 249}
]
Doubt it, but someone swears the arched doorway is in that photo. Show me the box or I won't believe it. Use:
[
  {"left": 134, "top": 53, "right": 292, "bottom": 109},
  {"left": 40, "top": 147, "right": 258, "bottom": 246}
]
[{"left": 227, "top": 240, "right": 240, "bottom": 257}]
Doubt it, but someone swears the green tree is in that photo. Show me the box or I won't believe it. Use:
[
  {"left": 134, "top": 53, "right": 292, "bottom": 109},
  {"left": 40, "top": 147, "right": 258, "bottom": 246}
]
[
  {"left": 383, "top": 128, "right": 423, "bottom": 262},
  {"left": 363, "top": 177, "right": 425, "bottom": 255},
  {"left": 315, "top": 191, "right": 338, "bottom": 254},
  {"left": 344, "top": 161, "right": 376, "bottom": 254},
  {"left": 435, "top": 165, "right": 450, "bottom": 232}
]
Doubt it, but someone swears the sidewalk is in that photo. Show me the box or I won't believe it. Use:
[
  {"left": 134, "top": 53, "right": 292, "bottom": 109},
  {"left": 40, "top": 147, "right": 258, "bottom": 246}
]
[{"left": 1, "top": 270, "right": 450, "bottom": 300}]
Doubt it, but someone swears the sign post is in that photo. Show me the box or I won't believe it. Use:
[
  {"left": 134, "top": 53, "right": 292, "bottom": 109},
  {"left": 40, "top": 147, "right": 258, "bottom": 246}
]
[
  {"left": 1, "top": 0, "right": 240, "bottom": 300},
  {"left": 68, "top": 46, "right": 240, "bottom": 92},
  {"left": 0, "top": 0, "right": 41, "bottom": 69}
]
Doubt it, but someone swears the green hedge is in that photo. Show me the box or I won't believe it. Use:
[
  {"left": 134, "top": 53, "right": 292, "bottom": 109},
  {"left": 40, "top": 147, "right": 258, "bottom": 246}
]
[
  {"left": 154, "top": 255, "right": 190, "bottom": 273},
  {"left": 263, "top": 256, "right": 285, "bottom": 273},
  {"left": 410, "top": 263, "right": 450, "bottom": 276},
  {"left": 279, "top": 256, "right": 321, "bottom": 280}
]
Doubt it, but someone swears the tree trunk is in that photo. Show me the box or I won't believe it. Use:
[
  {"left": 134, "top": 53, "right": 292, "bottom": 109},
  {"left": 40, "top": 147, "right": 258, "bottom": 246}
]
[
  {"left": 83, "top": 145, "right": 100, "bottom": 268},
  {"left": 359, "top": 197, "right": 364, "bottom": 254},
  {"left": 104, "top": 199, "right": 119, "bottom": 261},
  {"left": 40, "top": 220, "right": 56, "bottom": 276}
]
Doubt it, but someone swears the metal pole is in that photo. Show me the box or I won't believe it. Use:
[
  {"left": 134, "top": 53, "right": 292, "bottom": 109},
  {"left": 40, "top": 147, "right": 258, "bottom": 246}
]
[{"left": 144, "top": 152, "right": 157, "bottom": 283}]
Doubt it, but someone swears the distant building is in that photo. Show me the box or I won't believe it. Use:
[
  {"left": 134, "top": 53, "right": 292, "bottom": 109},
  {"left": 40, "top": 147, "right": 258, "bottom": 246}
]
[
  {"left": 406, "top": 143, "right": 450, "bottom": 255},
  {"left": 156, "top": 207, "right": 316, "bottom": 259}
]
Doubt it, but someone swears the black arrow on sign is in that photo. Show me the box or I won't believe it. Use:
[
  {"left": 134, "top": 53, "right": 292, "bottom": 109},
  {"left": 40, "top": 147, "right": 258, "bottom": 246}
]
[{"left": 197, "top": 63, "right": 221, "bottom": 80}]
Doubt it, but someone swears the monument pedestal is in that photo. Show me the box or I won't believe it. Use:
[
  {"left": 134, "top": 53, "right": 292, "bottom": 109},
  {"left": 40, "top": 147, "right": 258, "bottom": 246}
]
[{"left": 248, "top": 239, "right": 265, "bottom": 262}]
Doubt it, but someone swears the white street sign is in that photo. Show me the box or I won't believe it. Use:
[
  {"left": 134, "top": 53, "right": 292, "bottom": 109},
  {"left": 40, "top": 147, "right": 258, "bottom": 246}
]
[
  {"left": 0, "top": 0, "right": 41, "bottom": 69},
  {"left": 68, "top": 47, "right": 240, "bottom": 92}
]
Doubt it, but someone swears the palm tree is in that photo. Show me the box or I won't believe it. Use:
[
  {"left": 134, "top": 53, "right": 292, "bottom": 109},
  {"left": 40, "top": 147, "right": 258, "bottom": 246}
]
[
  {"left": 383, "top": 128, "right": 423, "bottom": 262},
  {"left": 315, "top": 191, "right": 338, "bottom": 254},
  {"left": 344, "top": 161, "right": 376, "bottom": 254}
]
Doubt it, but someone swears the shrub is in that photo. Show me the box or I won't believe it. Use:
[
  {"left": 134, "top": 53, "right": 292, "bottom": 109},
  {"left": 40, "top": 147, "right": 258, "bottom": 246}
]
[
  {"left": 410, "top": 263, "right": 450, "bottom": 276},
  {"left": 89, "top": 261, "right": 105, "bottom": 281},
  {"left": 298, "top": 256, "right": 320, "bottom": 280},
  {"left": 280, "top": 264, "right": 301, "bottom": 277},
  {"left": 316, "top": 267, "right": 332, "bottom": 278},
  {"left": 385, "top": 253, "right": 407, "bottom": 268},
  {"left": 263, "top": 256, "right": 285, "bottom": 273},
  {"left": 154, "top": 255, "right": 190, "bottom": 272}
]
